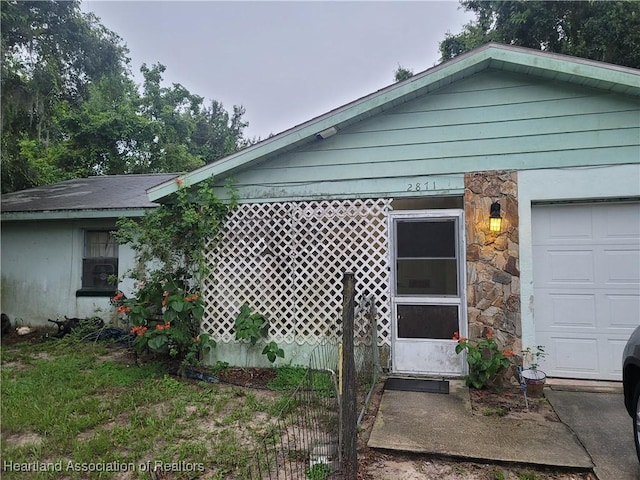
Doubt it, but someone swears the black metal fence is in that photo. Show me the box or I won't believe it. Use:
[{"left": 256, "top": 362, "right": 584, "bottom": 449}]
[
  {"left": 352, "top": 293, "right": 380, "bottom": 427},
  {"left": 243, "top": 341, "right": 341, "bottom": 479},
  {"left": 243, "top": 276, "right": 381, "bottom": 479}
]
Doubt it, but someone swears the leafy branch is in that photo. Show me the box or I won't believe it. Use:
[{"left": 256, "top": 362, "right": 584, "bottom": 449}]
[{"left": 112, "top": 178, "right": 237, "bottom": 367}]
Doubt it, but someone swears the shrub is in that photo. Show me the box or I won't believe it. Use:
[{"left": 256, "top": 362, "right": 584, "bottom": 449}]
[
  {"left": 454, "top": 330, "right": 514, "bottom": 390},
  {"left": 112, "top": 178, "right": 236, "bottom": 367}
]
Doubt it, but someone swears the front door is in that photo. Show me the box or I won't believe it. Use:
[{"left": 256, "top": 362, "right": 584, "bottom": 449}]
[{"left": 391, "top": 210, "right": 466, "bottom": 375}]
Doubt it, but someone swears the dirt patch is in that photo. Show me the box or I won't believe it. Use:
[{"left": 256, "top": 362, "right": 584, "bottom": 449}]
[
  {"left": 364, "top": 455, "right": 501, "bottom": 480},
  {"left": 5, "top": 432, "right": 45, "bottom": 448},
  {"left": 215, "top": 367, "right": 278, "bottom": 389},
  {"left": 1, "top": 326, "right": 58, "bottom": 346},
  {"left": 362, "top": 453, "right": 595, "bottom": 480},
  {"left": 1, "top": 344, "right": 590, "bottom": 480},
  {"left": 76, "top": 410, "right": 132, "bottom": 441},
  {"left": 96, "top": 348, "right": 137, "bottom": 366},
  {"left": 470, "top": 385, "right": 560, "bottom": 422},
  {"left": 1, "top": 348, "right": 55, "bottom": 371}
]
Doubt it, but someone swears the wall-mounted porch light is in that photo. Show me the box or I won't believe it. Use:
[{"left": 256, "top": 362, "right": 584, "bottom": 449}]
[{"left": 489, "top": 201, "right": 502, "bottom": 232}]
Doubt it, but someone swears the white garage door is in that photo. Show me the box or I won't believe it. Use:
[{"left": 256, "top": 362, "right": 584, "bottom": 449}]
[{"left": 532, "top": 202, "right": 640, "bottom": 380}]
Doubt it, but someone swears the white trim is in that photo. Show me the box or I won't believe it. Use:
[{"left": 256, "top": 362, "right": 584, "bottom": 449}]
[{"left": 518, "top": 164, "right": 640, "bottom": 350}]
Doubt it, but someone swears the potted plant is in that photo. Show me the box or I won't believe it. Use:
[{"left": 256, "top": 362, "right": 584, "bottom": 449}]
[{"left": 521, "top": 345, "right": 547, "bottom": 397}]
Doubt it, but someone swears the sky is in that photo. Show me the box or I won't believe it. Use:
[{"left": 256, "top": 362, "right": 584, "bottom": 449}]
[{"left": 82, "top": 1, "right": 475, "bottom": 140}]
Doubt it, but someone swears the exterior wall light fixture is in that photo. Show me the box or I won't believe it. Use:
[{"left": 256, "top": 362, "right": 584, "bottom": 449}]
[
  {"left": 489, "top": 201, "right": 502, "bottom": 232},
  {"left": 316, "top": 126, "right": 338, "bottom": 140}
]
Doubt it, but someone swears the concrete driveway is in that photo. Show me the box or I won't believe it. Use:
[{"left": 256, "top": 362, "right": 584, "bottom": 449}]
[{"left": 545, "top": 389, "right": 640, "bottom": 480}]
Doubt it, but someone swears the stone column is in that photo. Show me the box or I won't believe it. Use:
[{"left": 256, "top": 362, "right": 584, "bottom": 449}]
[{"left": 464, "top": 171, "right": 521, "bottom": 381}]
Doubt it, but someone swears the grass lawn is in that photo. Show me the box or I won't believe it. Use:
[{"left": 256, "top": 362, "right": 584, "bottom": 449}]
[{"left": 1, "top": 335, "right": 296, "bottom": 479}]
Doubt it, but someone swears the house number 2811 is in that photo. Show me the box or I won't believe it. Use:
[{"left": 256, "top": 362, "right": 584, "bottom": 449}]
[{"left": 407, "top": 182, "right": 436, "bottom": 192}]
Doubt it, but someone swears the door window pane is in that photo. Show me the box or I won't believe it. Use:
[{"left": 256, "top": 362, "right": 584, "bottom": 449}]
[
  {"left": 397, "top": 259, "right": 458, "bottom": 295},
  {"left": 397, "top": 304, "right": 459, "bottom": 339},
  {"left": 397, "top": 220, "right": 455, "bottom": 258},
  {"left": 395, "top": 219, "right": 458, "bottom": 296}
]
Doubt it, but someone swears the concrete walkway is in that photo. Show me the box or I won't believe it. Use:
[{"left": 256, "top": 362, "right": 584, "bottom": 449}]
[
  {"left": 545, "top": 389, "right": 640, "bottom": 480},
  {"left": 368, "top": 381, "right": 593, "bottom": 470}
]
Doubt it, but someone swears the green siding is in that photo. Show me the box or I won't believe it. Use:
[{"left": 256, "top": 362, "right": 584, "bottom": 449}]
[
  {"left": 229, "top": 175, "right": 464, "bottom": 203},
  {"left": 219, "top": 70, "right": 640, "bottom": 202}
]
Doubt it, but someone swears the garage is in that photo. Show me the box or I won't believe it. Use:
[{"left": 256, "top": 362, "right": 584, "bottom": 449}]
[{"left": 532, "top": 202, "right": 640, "bottom": 380}]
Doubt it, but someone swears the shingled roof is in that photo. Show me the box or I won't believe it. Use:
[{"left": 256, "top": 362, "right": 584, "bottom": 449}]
[{"left": 1, "top": 174, "right": 178, "bottom": 220}]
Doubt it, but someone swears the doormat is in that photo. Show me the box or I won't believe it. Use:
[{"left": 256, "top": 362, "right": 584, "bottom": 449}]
[{"left": 384, "top": 377, "right": 449, "bottom": 394}]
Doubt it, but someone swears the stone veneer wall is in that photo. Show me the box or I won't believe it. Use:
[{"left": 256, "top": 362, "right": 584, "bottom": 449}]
[{"left": 464, "top": 170, "right": 521, "bottom": 380}]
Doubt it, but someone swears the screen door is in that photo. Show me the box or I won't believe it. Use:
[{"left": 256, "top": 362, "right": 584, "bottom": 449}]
[{"left": 390, "top": 210, "right": 466, "bottom": 375}]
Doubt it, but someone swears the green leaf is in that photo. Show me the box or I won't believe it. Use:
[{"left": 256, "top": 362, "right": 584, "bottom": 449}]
[
  {"left": 164, "top": 309, "right": 177, "bottom": 322},
  {"left": 148, "top": 335, "right": 169, "bottom": 352},
  {"left": 192, "top": 305, "right": 204, "bottom": 321},
  {"left": 170, "top": 301, "right": 185, "bottom": 312},
  {"left": 262, "top": 341, "right": 284, "bottom": 363}
]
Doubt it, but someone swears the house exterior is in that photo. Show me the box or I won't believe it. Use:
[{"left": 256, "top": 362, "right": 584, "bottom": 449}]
[
  {"left": 4, "top": 43, "right": 629, "bottom": 382},
  {"left": 147, "top": 44, "right": 640, "bottom": 381},
  {"left": 1, "top": 174, "right": 177, "bottom": 326}
]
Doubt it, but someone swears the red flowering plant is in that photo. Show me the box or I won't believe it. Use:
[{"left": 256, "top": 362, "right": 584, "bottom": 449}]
[
  {"left": 453, "top": 330, "right": 515, "bottom": 390},
  {"left": 111, "top": 273, "right": 215, "bottom": 364},
  {"left": 112, "top": 178, "right": 237, "bottom": 368}
]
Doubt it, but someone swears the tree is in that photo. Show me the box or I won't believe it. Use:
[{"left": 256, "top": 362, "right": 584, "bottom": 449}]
[
  {"left": 136, "top": 63, "right": 252, "bottom": 174},
  {"left": 394, "top": 65, "right": 414, "bottom": 82},
  {"left": 439, "top": 1, "right": 640, "bottom": 68},
  {"left": 57, "top": 74, "right": 149, "bottom": 176},
  {"left": 192, "top": 101, "right": 251, "bottom": 163},
  {"left": 135, "top": 63, "right": 204, "bottom": 173},
  {"left": 1, "top": 1, "right": 128, "bottom": 134},
  {"left": 1, "top": 0, "right": 130, "bottom": 192},
  {"left": 1, "top": 2, "right": 254, "bottom": 193}
]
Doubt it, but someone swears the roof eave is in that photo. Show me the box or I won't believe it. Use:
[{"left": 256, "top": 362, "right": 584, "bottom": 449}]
[
  {"left": 1, "top": 208, "right": 153, "bottom": 222},
  {"left": 147, "top": 48, "right": 497, "bottom": 202},
  {"left": 486, "top": 44, "right": 640, "bottom": 91},
  {"left": 147, "top": 43, "right": 640, "bottom": 202}
]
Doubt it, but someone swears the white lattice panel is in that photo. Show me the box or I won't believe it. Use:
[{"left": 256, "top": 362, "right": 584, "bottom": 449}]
[{"left": 203, "top": 199, "right": 392, "bottom": 346}]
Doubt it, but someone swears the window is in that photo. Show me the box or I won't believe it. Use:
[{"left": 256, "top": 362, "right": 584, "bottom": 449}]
[
  {"left": 396, "top": 304, "right": 459, "bottom": 339},
  {"left": 80, "top": 230, "right": 118, "bottom": 293},
  {"left": 395, "top": 219, "right": 458, "bottom": 296}
]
